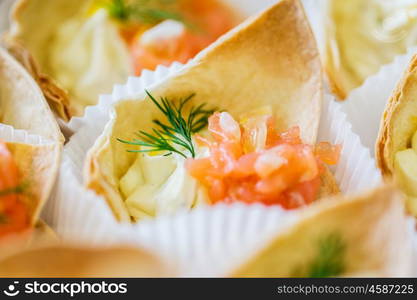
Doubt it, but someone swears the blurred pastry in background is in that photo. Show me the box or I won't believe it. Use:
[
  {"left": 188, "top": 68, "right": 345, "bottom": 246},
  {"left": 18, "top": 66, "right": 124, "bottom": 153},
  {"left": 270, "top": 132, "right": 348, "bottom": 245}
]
[
  {"left": 0, "top": 244, "right": 175, "bottom": 277},
  {"left": 325, "top": 0, "right": 417, "bottom": 99},
  {"left": 0, "top": 48, "right": 63, "bottom": 142},
  {"left": 230, "top": 185, "right": 412, "bottom": 277},
  {"left": 6, "top": 0, "right": 240, "bottom": 117},
  {"left": 84, "top": 0, "right": 341, "bottom": 223},
  {"left": 376, "top": 54, "right": 417, "bottom": 216},
  {"left": 0, "top": 47, "right": 62, "bottom": 246}
]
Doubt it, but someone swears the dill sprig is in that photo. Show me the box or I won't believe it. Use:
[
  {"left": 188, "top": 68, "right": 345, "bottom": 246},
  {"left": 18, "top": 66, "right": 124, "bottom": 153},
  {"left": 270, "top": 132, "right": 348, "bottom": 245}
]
[
  {"left": 307, "top": 233, "right": 345, "bottom": 277},
  {"left": 0, "top": 183, "right": 27, "bottom": 197},
  {"left": 104, "top": 0, "right": 185, "bottom": 25},
  {"left": 0, "top": 182, "right": 28, "bottom": 225},
  {"left": 104, "top": 0, "right": 130, "bottom": 21},
  {"left": 117, "top": 91, "right": 215, "bottom": 158},
  {"left": 293, "top": 233, "right": 346, "bottom": 278}
]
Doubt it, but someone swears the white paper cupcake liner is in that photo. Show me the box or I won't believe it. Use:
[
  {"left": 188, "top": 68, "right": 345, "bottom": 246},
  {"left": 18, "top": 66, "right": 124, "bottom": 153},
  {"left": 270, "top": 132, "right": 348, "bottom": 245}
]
[
  {"left": 44, "top": 60, "right": 385, "bottom": 276},
  {"left": 127, "top": 203, "right": 296, "bottom": 276},
  {"left": 340, "top": 46, "right": 417, "bottom": 156},
  {"left": 0, "top": 123, "right": 53, "bottom": 146},
  {"left": 334, "top": 46, "right": 417, "bottom": 278}
]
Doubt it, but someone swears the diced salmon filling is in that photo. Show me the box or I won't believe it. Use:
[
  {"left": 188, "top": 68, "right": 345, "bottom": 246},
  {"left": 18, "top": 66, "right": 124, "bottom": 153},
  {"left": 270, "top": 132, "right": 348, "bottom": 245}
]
[
  {"left": 0, "top": 141, "right": 29, "bottom": 237},
  {"left": 186, "top": 112, "right": 341, "bottom": 209},
  {"left": 125, "top": 0, "right": 237, "bottom": 74}
]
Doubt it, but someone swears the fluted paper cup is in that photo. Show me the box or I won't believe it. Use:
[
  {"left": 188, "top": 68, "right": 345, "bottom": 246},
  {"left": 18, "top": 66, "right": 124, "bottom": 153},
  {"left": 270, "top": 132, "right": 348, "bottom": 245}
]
[
  {"left": 43, "top": 59, "right": 386, "bottom": 276},
  {"left": 340, "top": 47, "right": 417, "bottom": 156},
  {"left": 0, "top": 123, "right": 54, "bottom": 146}
]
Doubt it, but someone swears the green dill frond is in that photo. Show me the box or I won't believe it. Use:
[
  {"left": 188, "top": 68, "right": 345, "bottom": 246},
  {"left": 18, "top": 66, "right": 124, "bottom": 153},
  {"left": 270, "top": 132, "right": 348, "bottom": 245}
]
[
  {"left": 0, "top": 183, "right": 27, "bottom": 197},
  {"left": 104, "top": 0, "right": 131, "bottom": 21},
  {"left": 293, "top": 233, "right": 346, "bottom": 278},
  {"left": 132, "top": 8, "right": 184, "bottom": 25},
  {"left": 307, "top": 233, "right": 346, "bottom": 277},
  {"left": 117, "top": 90, "right": 215, "bottom": 158},
  {"left": 103, "top": 0, "right": 187, "bottom": 26}
]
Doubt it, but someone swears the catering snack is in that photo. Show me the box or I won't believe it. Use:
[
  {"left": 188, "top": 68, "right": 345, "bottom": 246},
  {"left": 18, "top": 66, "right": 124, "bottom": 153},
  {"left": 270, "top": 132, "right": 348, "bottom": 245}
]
[
  {"left": 324, "top": 0, "right": 417, "bottom": 99},
  {"left": 0, "top": 48, "right": 62, "bottom": 242},
  {"left": 0, "top": 48, "right": 63, "bottom": 142},
  {"left": 6, "top": 0, "right": 240, "bottom": 117},
  {"left": 0, "top": 139, "right": 59, "bottom": 240},
  {"left": 0, "top": 244, "right": 174, "bottom": 277},
  {"left": 230, "top": 185, "right": 412, "bottom": 277},
  {"left": 376, "top": 54, "right": 417, "bottom": 215},
  {"left": 84, "top": 0, "right": 341, "bottom": 222}
]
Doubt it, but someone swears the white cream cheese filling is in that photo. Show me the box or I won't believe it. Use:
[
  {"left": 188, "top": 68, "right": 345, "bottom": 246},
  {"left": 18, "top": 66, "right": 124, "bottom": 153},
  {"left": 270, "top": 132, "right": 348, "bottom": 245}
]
[
  {"left": 49, "top": 9, "right": 133, "bottom": 113},
  {"left": 119, "top": 141, "right": 209, "bottom": 221}
]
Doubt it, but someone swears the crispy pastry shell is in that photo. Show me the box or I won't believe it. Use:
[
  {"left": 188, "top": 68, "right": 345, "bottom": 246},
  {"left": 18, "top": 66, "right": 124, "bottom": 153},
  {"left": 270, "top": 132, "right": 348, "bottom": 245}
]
[
  {"left": 0, "top": 47, "right": 63, "bottom": 142},
  {"left": 84, "top": 0, "right": 335, "bottom": 221},
  {"left": 376, "top": 54, "right": 417, "bottom": 176},
  {"left": 230, "top": 185, "right": 411, "bottom": 277}
]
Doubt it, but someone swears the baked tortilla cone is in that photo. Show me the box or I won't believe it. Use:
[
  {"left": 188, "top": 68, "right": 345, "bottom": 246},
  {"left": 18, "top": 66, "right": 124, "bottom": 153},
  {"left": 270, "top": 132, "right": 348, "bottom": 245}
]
[
  {"left": 323, "top": 0, "right": 363, "bottom": 100},
  {"left": 375, "top": 55, "right": 417, "bottom": 176},
  {"left": 318, "top": 166, "right": 339, "bottom": 198},
  {"left": 0, "top": 47, "right": 63, "bottom": 143},
  {"left": 5, "top": 141, "right": 61, "bottom": 226},
  {"left": 323, "top": 0, "right": 416, "bottom": 100},
  {"left": 376, "top": 54, "right": 417, "bottom": 177},
  {"left": 375, "top": 55, "right": 417, "bottom": 215},
  {"left": 0, "top": 244, "right": 175, "bottom": 277},
  {"left": 84, "top": 0, "right": 337, "bottom": 222},
  {"left": 6, "top": 0, "right": 132, "bottom": 118},
  {"left": 3, "top": 39, "right": 71, "bottom": 121},
  {"left": 324, "top": 42, "right": 352, "bottom": 100},
  {"left": 6, "top": 0, "right": 88, "bottom": 119},
  {"left": 230, "top": 185, "right": 412, "bottom": 277}
]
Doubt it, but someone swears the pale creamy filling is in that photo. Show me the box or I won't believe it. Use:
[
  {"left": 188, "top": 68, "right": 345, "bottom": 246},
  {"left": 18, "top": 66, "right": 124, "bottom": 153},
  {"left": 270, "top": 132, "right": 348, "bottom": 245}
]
[
  {"left": 119, "top": 140, "right": 209, "bottom": 221},
  {"left": 332, "top": 0, "right": 417, "bottom": 88},
  {"left": 49, "top": 9, "right": 133, "bottom": 113},
  {"left": 369, "top": 0, "right": 417, "bottom": 43}
]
